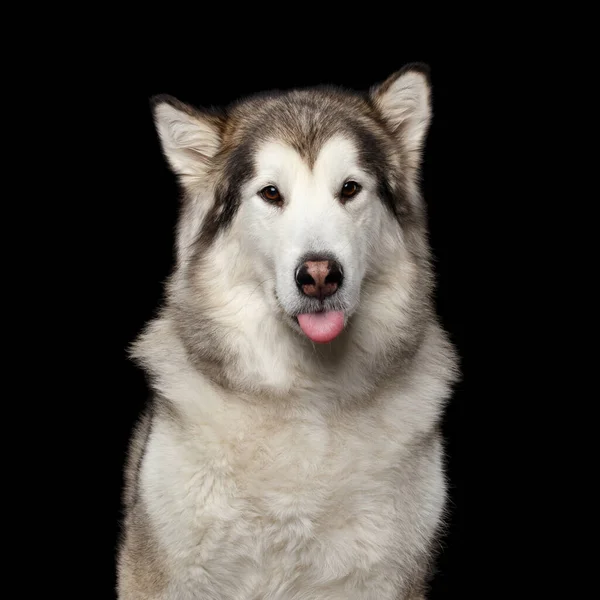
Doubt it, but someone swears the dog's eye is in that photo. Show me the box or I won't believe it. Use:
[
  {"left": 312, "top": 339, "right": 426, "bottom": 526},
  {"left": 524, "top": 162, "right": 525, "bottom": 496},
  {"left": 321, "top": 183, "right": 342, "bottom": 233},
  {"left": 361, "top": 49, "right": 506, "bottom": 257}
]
[
  {"left": 260, "top": 185, "right": 283, "bottom": 206},
  {"left": 341, "top": 181, "right": 361, "bottom": 201}
]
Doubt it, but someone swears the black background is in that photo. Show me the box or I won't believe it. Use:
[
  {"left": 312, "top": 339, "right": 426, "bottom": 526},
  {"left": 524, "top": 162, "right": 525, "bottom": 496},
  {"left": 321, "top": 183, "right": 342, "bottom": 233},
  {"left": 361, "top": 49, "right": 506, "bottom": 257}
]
[{"left": 98, "top": 50, "right": 474, "bottom": 599}]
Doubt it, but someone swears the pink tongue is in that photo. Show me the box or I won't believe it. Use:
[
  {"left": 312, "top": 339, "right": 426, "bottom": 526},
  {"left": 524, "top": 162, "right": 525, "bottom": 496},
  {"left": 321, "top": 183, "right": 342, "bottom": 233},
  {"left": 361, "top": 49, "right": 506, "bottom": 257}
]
[{"left": 297, "top": 310, "right": 345, "bottom": 343}]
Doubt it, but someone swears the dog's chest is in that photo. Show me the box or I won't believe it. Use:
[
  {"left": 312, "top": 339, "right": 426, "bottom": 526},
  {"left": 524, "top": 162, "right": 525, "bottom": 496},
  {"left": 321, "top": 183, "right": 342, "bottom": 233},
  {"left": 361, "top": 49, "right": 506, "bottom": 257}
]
[{"left": 143, "top": 406, "right": 413, "bottom": 596}]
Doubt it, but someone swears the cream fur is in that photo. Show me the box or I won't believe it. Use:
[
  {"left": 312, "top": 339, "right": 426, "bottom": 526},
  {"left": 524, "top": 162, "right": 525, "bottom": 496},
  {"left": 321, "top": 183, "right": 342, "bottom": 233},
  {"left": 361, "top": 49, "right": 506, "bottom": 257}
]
[{"left": 118, "top": 67, "right": 459, "bottom": 600}]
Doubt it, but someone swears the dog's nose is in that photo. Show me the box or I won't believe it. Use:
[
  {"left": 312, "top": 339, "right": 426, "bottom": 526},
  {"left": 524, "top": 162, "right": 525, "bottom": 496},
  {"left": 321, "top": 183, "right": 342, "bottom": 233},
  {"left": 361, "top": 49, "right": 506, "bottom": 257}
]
[{"left": 295, "top": 258, "right": 343, "bottom": 300}]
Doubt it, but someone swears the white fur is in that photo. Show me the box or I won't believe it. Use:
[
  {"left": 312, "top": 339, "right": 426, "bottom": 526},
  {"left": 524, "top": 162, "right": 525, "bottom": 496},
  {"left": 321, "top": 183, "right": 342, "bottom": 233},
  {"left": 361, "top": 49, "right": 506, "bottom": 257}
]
[
  {"left": 135, "top": 319, "right": 451, "bottom": 599},
  {"left": 122, "top": 76, "right": 457, "bottom": 599},
  {"left": 239, "top": 136, "right": 388, "bottom": 322}
]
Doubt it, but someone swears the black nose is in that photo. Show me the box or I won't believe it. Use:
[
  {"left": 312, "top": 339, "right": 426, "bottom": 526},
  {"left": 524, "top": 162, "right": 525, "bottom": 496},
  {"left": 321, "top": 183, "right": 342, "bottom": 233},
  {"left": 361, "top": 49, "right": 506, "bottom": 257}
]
[{"left": 295, "top": 258, "right": 343, "bottom": 300}]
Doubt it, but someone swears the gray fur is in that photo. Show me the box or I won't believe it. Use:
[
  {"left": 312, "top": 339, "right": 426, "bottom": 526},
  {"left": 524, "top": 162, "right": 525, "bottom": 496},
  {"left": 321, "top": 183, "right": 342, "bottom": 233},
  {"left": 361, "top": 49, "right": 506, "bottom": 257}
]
[{"left": 118, "top": 64, "right": 459, "bottom": 599}]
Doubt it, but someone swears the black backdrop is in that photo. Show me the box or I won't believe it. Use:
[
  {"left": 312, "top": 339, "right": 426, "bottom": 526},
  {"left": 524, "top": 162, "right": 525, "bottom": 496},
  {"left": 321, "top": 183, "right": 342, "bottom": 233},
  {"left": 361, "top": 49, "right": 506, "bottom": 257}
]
[{"left": 101, "top": 51, "right": 472, "bottom": 599}]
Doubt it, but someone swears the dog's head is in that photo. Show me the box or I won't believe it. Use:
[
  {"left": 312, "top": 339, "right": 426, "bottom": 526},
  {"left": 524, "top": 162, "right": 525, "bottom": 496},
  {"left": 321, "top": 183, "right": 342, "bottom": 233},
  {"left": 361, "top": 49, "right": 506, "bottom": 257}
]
[{"left": 152, "top": 65, "right": 432, "bottom": 353}]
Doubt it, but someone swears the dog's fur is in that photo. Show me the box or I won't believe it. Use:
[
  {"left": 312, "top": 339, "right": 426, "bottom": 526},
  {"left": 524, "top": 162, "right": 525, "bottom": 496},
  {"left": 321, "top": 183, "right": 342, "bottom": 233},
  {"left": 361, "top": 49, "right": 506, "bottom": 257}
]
[{"left": 118, "top": 64, "right": 459, "bottom": 599}]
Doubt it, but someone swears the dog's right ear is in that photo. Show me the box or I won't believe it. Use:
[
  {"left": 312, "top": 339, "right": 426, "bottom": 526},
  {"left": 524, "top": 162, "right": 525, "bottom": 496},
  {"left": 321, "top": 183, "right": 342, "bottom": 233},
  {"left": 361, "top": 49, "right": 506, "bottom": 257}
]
[{"left": 151, "top": 95, "right": 222, "bottom": 179}]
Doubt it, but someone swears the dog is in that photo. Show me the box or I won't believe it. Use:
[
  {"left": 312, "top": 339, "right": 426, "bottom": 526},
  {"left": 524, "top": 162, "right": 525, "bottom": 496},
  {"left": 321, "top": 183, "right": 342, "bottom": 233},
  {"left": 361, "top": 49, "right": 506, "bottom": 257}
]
[{"left": 118, "top": 63, "right": 459, "bottom": 599}]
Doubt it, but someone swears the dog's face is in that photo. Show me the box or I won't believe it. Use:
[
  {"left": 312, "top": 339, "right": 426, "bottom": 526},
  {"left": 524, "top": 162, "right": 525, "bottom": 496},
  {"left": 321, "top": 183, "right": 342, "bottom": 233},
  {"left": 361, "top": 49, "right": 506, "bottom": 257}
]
[
  {"left": 153, "top": 65, "right": 431, "bottom": 345},
  {"left": 236, "top": 134, "right": 393, "bottom": 343}
]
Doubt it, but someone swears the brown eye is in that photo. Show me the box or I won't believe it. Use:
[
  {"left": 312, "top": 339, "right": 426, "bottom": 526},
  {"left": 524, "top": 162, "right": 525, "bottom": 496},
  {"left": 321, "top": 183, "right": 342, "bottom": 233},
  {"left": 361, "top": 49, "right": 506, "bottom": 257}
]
[
  {"left": 341, "top": 181, "right": 361, "bottom": 201},
  {"left": 260, "top": 185, "right": 283, "bottom": 206}
]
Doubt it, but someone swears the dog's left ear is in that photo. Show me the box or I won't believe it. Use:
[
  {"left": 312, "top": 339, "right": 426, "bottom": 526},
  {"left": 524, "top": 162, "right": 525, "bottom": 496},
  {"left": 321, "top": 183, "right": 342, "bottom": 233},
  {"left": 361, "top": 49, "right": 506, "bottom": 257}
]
[{"left": 370, "top": 63, "right": 432, "bottom": 168}]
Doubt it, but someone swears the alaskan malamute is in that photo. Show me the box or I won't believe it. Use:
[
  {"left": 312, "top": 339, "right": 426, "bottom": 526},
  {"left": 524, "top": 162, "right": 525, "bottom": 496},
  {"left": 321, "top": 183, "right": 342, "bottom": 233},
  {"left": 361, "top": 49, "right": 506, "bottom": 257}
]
[{"left": 118, "top": 63, "right": 459, "bottom": 599}]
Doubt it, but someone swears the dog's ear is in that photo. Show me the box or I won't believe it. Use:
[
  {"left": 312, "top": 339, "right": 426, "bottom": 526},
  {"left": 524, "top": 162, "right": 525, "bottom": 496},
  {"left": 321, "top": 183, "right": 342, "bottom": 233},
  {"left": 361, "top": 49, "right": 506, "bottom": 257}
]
[
  {"left": 370, "top": 63, "right": 431, "bottom": 169},
  {"left": 151, "top": 95, "right": 222, "bottom": 179}
]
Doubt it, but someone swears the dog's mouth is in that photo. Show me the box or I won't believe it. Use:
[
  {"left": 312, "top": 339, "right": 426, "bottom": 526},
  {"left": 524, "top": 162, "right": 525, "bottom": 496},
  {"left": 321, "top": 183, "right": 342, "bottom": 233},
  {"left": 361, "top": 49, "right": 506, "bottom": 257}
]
[
  {"left": 275, "top": 291, "right": 349, "bottom": 344},
  {"left": 295, "top": 310, "right": 345, "bottom": 343}
]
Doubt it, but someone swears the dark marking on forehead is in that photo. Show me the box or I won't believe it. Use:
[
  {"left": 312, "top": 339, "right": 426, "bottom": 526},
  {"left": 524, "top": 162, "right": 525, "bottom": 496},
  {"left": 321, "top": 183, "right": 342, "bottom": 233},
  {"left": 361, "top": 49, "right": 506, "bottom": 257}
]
[
  {"left": 225, "top": 88, "right": 379, "bottom": 169},
  {"left": 191, "top": 86, "right": 411, "bottom": 257},
  {"left": 262, "top": 95, "right": 341, "bottom": 168}
]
